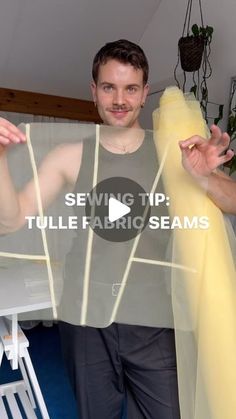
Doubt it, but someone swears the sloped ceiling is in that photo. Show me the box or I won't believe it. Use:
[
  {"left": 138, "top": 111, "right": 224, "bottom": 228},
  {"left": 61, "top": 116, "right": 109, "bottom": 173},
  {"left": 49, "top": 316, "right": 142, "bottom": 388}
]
[{"left": 0, "top": 0, "right": 162, "bottom": 99}]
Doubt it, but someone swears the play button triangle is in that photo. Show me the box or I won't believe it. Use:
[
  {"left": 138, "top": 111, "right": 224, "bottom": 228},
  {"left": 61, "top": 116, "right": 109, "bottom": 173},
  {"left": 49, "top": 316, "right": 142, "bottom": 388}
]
[
  {"left": 108, "top": 197, "right": 131, "bottom": 223},
  {"left": 85, "top": 177, "right": 151, "bottom": 242}
]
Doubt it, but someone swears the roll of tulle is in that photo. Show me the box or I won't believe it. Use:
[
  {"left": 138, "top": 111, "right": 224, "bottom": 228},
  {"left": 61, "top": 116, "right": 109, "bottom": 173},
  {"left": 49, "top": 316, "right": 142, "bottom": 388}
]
[{"left": 153, "top": 86, "right": 236, "bottom": 419}]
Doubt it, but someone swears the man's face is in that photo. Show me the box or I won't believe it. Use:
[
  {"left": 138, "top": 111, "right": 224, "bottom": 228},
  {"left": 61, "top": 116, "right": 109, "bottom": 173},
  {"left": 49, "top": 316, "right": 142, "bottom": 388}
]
[{"left": 91, "top": 59, "right": 149, "bottom": 128}]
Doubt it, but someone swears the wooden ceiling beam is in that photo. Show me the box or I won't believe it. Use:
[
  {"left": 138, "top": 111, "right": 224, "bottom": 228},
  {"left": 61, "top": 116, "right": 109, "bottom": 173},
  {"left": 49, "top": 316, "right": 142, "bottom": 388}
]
[{"left": 0, "top": 87, "right": 101, "bottom": 122}]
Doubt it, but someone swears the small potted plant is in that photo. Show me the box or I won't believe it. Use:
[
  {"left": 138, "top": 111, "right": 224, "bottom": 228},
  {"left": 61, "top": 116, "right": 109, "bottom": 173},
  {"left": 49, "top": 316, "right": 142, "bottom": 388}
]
[{"left": 178, "top": 24, "right": 213, "bottom": 72}]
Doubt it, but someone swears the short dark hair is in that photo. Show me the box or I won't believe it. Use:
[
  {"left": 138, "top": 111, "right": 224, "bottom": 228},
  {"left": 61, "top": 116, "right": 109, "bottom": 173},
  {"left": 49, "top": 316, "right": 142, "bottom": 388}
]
[{"left": 92, "top": 39, "right": 149, "bottom": 85}]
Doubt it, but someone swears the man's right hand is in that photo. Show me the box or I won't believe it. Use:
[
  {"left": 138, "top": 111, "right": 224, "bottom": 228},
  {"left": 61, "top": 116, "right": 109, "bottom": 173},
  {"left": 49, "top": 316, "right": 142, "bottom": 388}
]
[
  {"left": 179, "top": 124, "right": 233, "bottom": 179},
  {"left": 0, "top": 117, "right": 26, "bottom": 146}
]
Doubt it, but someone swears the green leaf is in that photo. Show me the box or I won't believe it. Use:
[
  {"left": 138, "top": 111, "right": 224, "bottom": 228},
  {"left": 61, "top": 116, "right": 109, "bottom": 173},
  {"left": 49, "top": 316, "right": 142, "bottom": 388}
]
[
  {"left": 230, "top": 131, "right": 236, "bottom": 142},
  {"left": 214, "top": 104, "right": 224, "bottom": 125},
  {"left": 200, "top": 27, "right": 207, "bottom": 37},
  {"left": 228, "top": 115, "right": 236, "bottom": 136},
  {"left": 190, "top": 85, "right": 197, "bottom": 97},
  {"left": 191, "top": 24, "right": 199, "bottom": 36},
  {"left": 229, "top": 155, "right": 236, "bottom": 175},
  {"left": 201, "top": 87, "right": 208, "bottom": 101},
  {"left": 206, "top": 26, "right": 214, "bottom": 36}
]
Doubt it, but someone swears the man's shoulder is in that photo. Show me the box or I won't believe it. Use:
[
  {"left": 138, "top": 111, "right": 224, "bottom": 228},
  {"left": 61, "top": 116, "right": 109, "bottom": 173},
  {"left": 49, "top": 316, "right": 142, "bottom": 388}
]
[{"left": 48, "top": 142, "right": 83, "bottom": 186}]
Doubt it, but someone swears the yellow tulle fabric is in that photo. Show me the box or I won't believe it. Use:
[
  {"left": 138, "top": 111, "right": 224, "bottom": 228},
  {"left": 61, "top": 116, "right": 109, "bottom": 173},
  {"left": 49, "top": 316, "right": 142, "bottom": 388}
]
[{"left": 153, "top": 86, "right": 236, "bottom": 419}]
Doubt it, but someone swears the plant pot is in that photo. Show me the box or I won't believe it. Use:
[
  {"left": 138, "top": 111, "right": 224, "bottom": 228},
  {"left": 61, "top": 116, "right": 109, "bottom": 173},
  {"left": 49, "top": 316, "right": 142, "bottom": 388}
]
[{"left": 178, "top": 36, "right": 204, "bottom": 72}]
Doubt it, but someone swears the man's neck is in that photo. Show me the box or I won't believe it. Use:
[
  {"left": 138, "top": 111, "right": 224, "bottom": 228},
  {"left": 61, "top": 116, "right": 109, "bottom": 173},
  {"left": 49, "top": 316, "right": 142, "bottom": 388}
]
[{"left": 100, "top": 125, "right": 145, "bottom": 154}]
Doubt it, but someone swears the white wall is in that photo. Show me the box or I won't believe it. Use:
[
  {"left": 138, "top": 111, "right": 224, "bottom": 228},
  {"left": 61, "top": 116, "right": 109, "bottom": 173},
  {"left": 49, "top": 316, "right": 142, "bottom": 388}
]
[{"left": 139, "top": 76, "right": 183, "bottom": 129}]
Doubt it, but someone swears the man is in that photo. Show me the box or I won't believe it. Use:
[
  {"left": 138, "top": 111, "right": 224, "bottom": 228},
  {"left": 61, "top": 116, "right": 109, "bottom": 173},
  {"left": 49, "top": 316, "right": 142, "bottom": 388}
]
[{"left": 0, "top": 40, "right": 234, "bottom": 418}]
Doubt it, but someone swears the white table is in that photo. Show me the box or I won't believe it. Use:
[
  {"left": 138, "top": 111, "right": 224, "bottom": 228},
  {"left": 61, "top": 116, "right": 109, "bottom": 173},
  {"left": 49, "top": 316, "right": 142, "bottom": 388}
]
[{"left": 0, "top": 260, "right": 54, "bottom": 419}]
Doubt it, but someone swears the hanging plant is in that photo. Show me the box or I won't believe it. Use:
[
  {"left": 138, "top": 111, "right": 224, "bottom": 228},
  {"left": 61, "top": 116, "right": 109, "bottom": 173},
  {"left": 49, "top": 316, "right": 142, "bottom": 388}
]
[
  {"left": 179, "top": 27, "right": 204, "bottom": 72},
  {"left": 174, "top": 0, "right": 223, "bottom": 125},
  {"left": 179, "top": 24, "right": 213, "bottom": 73}
]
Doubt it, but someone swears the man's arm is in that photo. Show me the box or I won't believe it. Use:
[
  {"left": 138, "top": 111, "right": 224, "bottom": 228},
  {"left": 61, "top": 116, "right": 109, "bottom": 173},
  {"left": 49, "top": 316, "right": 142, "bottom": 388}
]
[
  {"left": 179, "top": 124, "right": 236, "bottom": 214},
  {"left": 0, "top": 118, "right": 27, "bottom": 231},
  {"left": 0, "top": 117, "right": 82, "bottom": 233},
  {"left": 206, "top": 171, "right": 236, "bottom": 214}
]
